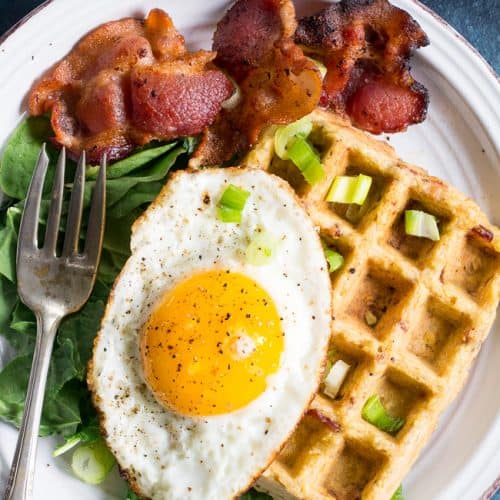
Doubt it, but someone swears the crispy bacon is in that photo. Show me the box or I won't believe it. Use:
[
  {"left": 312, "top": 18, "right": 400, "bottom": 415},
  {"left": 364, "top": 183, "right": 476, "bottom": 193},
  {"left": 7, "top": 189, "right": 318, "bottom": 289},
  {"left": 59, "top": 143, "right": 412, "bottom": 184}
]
[
  {"left": 295, "top": 0, "right": 429, "bottom": 134},
  {"left": 195, "top": 0, "right": 322, "bottom": 164},
  {"left": 306, "top": 409, "right": 341, "bottom": 432},
  {"left": 129, "top": 56, "right": 233, "bottom": 139},
  {"left": 213, "top": 0, "right": 296, "bottom": 81},
  {"left": 28, "top": 9, "right": 233, "bottom": 164}
]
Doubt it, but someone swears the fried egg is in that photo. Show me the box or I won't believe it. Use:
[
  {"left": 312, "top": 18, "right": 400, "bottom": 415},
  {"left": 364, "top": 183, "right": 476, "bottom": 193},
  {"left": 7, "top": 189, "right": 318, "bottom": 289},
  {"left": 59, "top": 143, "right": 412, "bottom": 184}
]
[{"left": 89, "top": 168, "right": 332, "bottom": 499}]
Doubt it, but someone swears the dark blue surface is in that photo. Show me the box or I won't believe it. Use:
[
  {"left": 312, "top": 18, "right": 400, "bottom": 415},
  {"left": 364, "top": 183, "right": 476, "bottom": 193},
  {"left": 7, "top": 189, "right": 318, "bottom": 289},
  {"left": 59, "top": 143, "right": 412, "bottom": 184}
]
[
  {"left": 0, "top": 0, "right": 498, "bottom": 73},
  {"left": 0, "top": 0, "right": 498, "bottom": 498}
]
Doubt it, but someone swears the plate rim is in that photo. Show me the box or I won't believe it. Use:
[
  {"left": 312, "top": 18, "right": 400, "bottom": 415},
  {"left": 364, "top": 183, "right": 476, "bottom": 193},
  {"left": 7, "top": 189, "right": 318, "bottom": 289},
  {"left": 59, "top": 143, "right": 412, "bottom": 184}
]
[
  {"left": 0, "top": 1, "right": 498, "bottom": 499},
  {"left": 1, "top": 0, "right": 498, "bottom": 81}
]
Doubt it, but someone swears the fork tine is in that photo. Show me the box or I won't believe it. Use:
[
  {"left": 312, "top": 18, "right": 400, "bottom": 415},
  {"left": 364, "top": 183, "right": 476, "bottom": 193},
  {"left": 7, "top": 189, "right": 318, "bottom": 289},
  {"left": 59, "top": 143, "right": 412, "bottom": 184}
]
[
  {"left": 43, "top": 148, "right": 66, "bottom": 255},
  {"left": 83, "top": 154, "right": 106, "bottom": 266},
  {"left": 17, "top": 144, "right": 50, "bottom": 254},
  {"left": 62, "top": 151, "right": 86, "bottom": 257}
]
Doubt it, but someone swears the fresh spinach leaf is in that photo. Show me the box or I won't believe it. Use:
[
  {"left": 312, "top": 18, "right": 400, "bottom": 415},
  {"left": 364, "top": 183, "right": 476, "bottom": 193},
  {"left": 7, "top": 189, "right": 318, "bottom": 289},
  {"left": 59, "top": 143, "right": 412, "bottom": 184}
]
[
  {"left": 107, "top": 181, "right": 163, "bottom": 219},
  {"left": 0, "top": 358, "right": 82, "bottom": 436},
  {"left": 83, "top": 143, "right": 187, "bottom": 208},
  {"left": 86, "top": 142, "right": 177, "bottom": 180},
  {"left": 53, "top": 417, "right": 101, "bottom": 456},
  {"left": 125, "top": 488, "right": 140, "bottom": 500},
  {"left": 0, "top": 116, "right": 58, "bottom": 200},
  {"left": 0, "top": 277, "right": 17, "bottom": 334},
  {"left": 0, "top": 115, "right": 193, "bottom": 437},
  {"left": 0, "top": 205, "right": 21, "bottom": 283}
]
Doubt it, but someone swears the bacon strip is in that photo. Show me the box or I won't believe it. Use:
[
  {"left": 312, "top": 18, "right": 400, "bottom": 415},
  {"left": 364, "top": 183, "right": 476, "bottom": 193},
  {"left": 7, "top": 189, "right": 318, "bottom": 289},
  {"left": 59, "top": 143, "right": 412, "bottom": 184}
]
[
  {"left": 306, "top": 409, "right": 341, "bottom": 433},
  {"left": 193, "top": 0, "right": 322, "bottom": 165},
  {"left": 28, "top": 9, "right": 233, "bottom": 164},
  {"left": 213, "top": 0, "right": 322, "bottom": 113},
  {"left": 213, "top": 0, "right": 287, "bottom": 81},
  {"left": 295, "top": 0, "right": 429, "bottom": 134}
]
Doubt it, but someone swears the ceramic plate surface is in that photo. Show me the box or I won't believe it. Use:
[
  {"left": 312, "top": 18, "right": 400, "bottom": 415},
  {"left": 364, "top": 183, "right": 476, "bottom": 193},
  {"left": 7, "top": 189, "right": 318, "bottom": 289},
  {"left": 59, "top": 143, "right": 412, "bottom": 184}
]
[{"left": 0, "top": 1, "right": 498, "bottom": 499}]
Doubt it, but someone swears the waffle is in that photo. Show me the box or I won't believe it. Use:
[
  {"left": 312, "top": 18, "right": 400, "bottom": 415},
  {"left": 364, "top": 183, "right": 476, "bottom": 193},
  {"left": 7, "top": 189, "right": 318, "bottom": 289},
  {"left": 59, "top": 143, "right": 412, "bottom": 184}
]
[{"left": 242, "top": 110, "right": 500, "bottom": 500}]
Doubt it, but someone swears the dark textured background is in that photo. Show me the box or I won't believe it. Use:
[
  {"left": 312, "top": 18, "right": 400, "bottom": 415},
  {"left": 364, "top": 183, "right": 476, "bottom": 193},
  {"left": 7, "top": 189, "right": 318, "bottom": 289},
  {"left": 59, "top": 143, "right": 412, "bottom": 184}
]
[{"left": 0, "top": 0, "right": 498, "bottom": 73}]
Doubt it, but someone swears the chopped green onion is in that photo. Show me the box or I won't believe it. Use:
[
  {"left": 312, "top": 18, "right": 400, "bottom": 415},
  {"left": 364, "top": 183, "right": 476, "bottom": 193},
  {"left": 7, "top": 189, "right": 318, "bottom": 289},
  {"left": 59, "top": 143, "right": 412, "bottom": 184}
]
[
  {"left": 404, "top": 209, "right": 440, "bottom": 241},
  {"left": 274, "top": 115, "right": 313, "bottom": 159},
  {"left": 71, "top": 438, "right": 116, "bottom": 485},
  {"left": 126, "top": 488, "right": 140, "bottom": 500},
  {"left": 362, "top": 394, "right": 405, "bottom": 434},
  {"left": 326, "top": 174, "right": 373, "bottom": 205},
  {"left": 222, "top": 77, "right": 242, "bottom": 110},
  {"left": 287, "top": 137, "right": 325, "bottom": 185},
  {"left": 324, "top": 360, "right": 350, "bottom": 399},
  {"left": 323, "top": 246, "right": 344, "bottom": 273},
  {"left": 364, "top": 310, "right": 378, "bottom": 327},
  {"left": 391, "top": 485, "right": 404, "bottom": 500},
  {"left": 325, "top": 347, "right": 337, "bottom": 374},
  {"left": 345, "top": 200, "right": 371, "bottom": 224},
  {"left": 307, "top": 56, "right": 327, "bottom": 79},
  {"left": 245, "top": 230, "right": 280, "bottom": 266},
  {"left": 54, "top": 435, "right": 84, "bottom": 457},
  {"left": 217, "top": 184, "right": 250, "bottom": 223},
  {"left": 53, "top": 423, "right": 100, "bottom": 457}
]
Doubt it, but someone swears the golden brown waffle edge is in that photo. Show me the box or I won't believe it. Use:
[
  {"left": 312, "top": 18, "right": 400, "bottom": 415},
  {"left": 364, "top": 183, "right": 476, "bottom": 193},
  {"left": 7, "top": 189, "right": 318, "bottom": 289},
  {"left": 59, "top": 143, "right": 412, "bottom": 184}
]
[{"left": 242, "top": 109, "right": 500, "bottom": 500}]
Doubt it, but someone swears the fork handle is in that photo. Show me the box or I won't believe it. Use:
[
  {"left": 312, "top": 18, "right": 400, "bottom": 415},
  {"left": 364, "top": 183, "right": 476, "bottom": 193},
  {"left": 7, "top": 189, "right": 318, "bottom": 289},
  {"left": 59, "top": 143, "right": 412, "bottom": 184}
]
[{"left": 4, "top": 312, "right": 61, "bottom": 500}]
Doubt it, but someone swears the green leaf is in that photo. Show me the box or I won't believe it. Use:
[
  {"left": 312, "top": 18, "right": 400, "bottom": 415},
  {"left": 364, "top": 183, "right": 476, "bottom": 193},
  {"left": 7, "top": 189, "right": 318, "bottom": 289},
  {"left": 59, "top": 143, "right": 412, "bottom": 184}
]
[
  {"left": 85, "top": 142, "right": 177, "bottom": 180},
  {"left": 0, "top": 115, "right": 194, "bottom": 439},
  {"left": 107, "top": 181, "right": 163, "bottom": 219},
  {"left": 3, "top": 301, "right": 36, "bottom": 356},
  {"left": 83, "top": 144, "right": 186, "bottom": 208},
  {"left": 0, "top": 358, "right": 82, "bottom": 436},
  {"left": 56, "top": 298, "right": 106, "bottom": 382},
  {"left": 40, "top": 381, "right": 82, "bottom": 436},
  {"left": 0, "top": 116, "right": 58, "bottom": 200},
  {"left": 53, "top": 419, "right": 101, "bottom": 456},
  {"left": 0, "top": 277, "right": 18, "bottom": 334},
  {"left": 0, "top": 205, "right": 22, "bottom": 282},
  {"left": 125, "top": 488, "right": 140, "bottom": 500},
  {"left": 391, "top": 485, "right": 404, "bottom": 500},
  {"left": 97, "top": 250, "right": 123, "bottom": 286}
]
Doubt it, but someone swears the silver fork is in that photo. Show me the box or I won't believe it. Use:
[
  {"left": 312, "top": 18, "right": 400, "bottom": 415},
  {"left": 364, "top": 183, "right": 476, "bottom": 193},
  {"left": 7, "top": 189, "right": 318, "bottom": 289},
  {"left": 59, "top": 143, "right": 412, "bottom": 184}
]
[{"left": 4, "top": 145, "right": 106, "bottom": 500}]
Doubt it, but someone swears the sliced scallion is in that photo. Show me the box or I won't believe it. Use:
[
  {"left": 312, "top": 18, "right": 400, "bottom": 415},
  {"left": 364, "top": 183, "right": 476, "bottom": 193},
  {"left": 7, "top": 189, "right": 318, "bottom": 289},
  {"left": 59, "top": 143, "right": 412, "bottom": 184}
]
[
  {"left": 221, "top": 77, "right": 242, "bottom": 110},
  {"left": 364, "top": 310, "right": 378, "bottom": 327},
  {"left": 306, "top": 56, "right": 328, "bottom": 79},
  {"left": 274, "top": 115, "right": 313, "bottom": 160},
  {"left": 361, "top": 394, "right": 405, "bottom": 434},
  {"left": 324, "top": 359, "right": 351, "bottom": 399},
  {"left": 245, "top": 230, "right": 280, "bottom": 266},
  {"left": 71, "top": 438, "right": 116, "bottom": 485},
  {"left": 324, "top": 246, "right": 344, "bottom": 273},
  {"left": 325, "top": 347, "right": 337, "bottom": 374},
  {"left": 53, "top": 423, "right": 100, "bottom": 457},
  {"left": 404, "top": 210, "right": 440, "bottom": 241},
  {"left": 217, "top": 184, "right": 250, "bottom": 223},
  {"left": 345, "top": 200, "right": 371, "bottom": 224},
  {"left": 326, "top": 174, "right": 372, "bottom": 205},
  {"left": 126, "top": 488, "right": 140, "bottom": 500},
  {"left": 287, "top": 137, "right": 325, "bottom": 185},
  {"left": 391, "top": 485, "right": 404, "bottom": 500}
]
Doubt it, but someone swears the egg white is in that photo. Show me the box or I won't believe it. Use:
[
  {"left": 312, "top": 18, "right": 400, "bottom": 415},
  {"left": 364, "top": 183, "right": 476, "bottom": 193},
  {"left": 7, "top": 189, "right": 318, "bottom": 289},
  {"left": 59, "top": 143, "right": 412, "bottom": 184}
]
[{"left": 89, "top": 168, "right": 332, "bottom": 499}]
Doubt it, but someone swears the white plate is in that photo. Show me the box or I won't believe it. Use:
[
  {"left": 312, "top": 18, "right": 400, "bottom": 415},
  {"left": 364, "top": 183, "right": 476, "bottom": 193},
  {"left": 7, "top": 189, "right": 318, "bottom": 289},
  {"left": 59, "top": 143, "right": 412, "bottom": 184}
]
[{"left": 0, "top": 1, "right": 498, "bottom": 499}]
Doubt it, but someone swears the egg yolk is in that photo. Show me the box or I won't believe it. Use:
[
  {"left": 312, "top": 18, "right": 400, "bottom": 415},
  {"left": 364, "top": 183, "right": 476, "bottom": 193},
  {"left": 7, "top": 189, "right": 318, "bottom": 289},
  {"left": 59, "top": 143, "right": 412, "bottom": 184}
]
[{"left": 141, "top": 270, "right": 284, "bottom": 417}]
